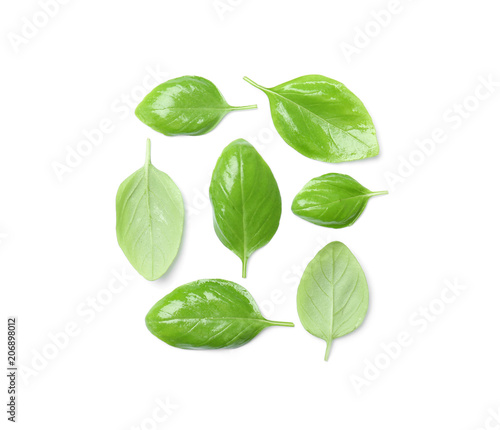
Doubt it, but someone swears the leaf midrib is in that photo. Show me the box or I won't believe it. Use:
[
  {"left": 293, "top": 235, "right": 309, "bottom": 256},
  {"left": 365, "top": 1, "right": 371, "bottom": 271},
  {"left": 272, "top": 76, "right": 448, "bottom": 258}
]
[
  {"left": 263, "top": 86, "right": 371, "bottom": 148},
  {"left": 329, "top": 246, "right": 347, "bottom": 342},
  {"left": 238, "top": 146, "right": 248, "bottom": 266},
  {"left": 155, "top": 106, "right": 231, "bottom": 112},
  {"left": 157, "top": 317, "right": 267, "bottom": 324},
  {"left": 298, "top": 191, "right": 380, "bottom": 211},
  {"left": 144, "top": 164, "right": 154, "bottom": 277}
]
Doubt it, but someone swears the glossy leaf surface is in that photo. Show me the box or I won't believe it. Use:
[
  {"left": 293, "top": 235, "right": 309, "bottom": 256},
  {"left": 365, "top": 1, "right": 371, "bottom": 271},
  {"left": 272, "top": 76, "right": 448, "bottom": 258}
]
[
  {"left": 136, "top": 76, "right": 256, "bottom": 136},
  {"left": 116, "top": 139, "right": 184, "bottom": 281},
  {"left": 146, "top": 279, "right": 294, "bottom": 350},
  {"left": 297, "top": 241, "right": 369, "bottom": 361},
  {"left": 244, "top": 75, "right": 379, "bottom": 163},
  {"left": 292, "top": 173, "right": 387, "bottom": 228},
  {"left": 209, "top": 139, "right": 281, "bottom": 277}
]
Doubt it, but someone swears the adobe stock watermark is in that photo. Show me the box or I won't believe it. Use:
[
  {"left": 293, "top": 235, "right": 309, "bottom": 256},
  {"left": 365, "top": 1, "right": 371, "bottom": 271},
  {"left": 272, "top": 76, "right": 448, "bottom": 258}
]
[
  {"left": 51, "top": 65, "right": 168, "bottom": 183},
  {"left": 384, "top": 74, "right": 499, "bottom": 191},
  {"left": 7, "top": 0, "right": 72, "bottom": 54},
  {"left": 473, "top": 407, "right": 500, "bottom": 430},
  {"left": 186, "top": 121, "right": 276, "bottom": 217},
  {"left": 19, "top": 267, "right": 136, "bottom": 385},
  {"left": 130, "top": 397, "right": 179, "bottom": 430},
  {"left": 339, "top": 0, "right": 415, "bottom": 63},
  {"left": 212, "top": 0, "right": 245, "bottom": 21},
  {"left": 349, "top": 278, "right": 467, "bottom": 396},
  {"left": 258, "top": 233, "right": 337, "bottom": 318},
  {"left": 0, "top": 232, "right": 8, "bottom": 247}
]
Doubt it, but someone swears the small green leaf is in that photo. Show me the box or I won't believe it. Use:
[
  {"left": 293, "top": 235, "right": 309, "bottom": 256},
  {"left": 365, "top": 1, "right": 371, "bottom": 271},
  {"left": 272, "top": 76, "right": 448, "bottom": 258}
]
[
  {"left": 244, "top": 75, "right": 379, "bottom": 163},
  {"left": 146, "top": 279, "right": 294, "bottom": 350},
  {"left": 116, "top": 139, "right": 184, "bottom": 281},
  {"left": 292, "top": 173, "right": 387, "bottom": 228},
  {"left": 297, "top": 241, "right": 369, "bottom": 361},
  {"left": 136, "top": 76, "right": 257, "bottom": 136},
  {"left": 209, "top": 139, "right": 282, "bottom": 277}
]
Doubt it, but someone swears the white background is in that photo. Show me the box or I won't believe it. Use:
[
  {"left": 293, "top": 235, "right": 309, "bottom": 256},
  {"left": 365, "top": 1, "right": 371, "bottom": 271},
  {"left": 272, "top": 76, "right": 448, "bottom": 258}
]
[{"left": 2, "top": 0, "right": 500, "bottom": 429}]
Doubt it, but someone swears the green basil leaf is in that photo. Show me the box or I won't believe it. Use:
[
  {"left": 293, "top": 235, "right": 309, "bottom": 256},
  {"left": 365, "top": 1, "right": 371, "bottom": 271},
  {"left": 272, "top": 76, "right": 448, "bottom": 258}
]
[
  {"left": 146, "top": 279, "right": 294, "bottom": 350},
  {"left": 116, "top": 139, "right": 184, "bottom": 281},
  {"left": 297, "top": 241, "right": 369, "bottom": 361},
  {"left": 136, "top": 76, "right": 257, "bottom": 136},
  {"left": 292, "top": 173, "right": 387, "bottom": 228},
  {"left": 209, "top": 139, "right": 281, "bottom": 278},
  {"left": 243, "top": 75, "right": 379, "bottom": 163}
]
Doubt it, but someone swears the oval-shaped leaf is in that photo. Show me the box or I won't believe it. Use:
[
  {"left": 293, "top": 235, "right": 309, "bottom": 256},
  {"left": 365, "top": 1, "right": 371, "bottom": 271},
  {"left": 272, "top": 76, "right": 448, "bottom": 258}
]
[
  {"left": 116, "top": 139, "right": 184, "bottom": 281},
  {"left": 297, "top": 241, "right": 369, "bottom": 361},
  {"left": 136, "top": 76, "right": 257, "bottom": 136},
  {"left": 292, "top": 173, "right": 387, "bottom": 228},
  {"left": 146, "top": 279, "right": 294, "bottom": 350},
  {"left": 244, "top": 75, "right": 378, "bottom": 163},
  {"left": 209, "top": 139, "right": 282, "bottom": 277}
]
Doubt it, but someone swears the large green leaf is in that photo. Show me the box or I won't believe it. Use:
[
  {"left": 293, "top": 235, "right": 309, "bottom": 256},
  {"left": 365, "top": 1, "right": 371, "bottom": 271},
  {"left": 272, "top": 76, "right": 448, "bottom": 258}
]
[
  {"left": 244, "top": 75, "right": 379, "bottom": 162},
  {"left": 297, "top": 242, "right": 369, "bottom": 361},
  {"left": 136, "top": 76, "right": 256, "bottom": 136},
  {"left": 292, "top": 173, "right": 387, "bottom": 228},
  {"left": 146, "top": 279, "right": 294, "bottom": 350},
  {"left": 209, "top": 139, "right": 282, "bottom": 277},
  {"left": 116, "top": 139, "right": 184, "bottom": 281}
]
